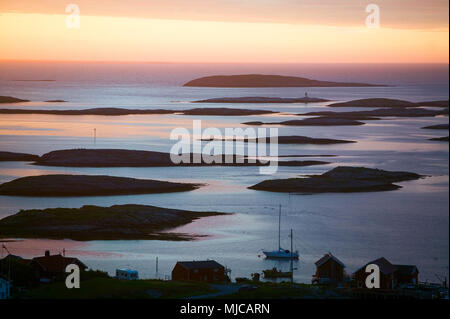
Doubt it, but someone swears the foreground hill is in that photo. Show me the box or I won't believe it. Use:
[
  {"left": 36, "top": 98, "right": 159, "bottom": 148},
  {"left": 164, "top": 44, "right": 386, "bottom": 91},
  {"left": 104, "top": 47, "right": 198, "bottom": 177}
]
[
  {"left": 248, "top": 166, "right": 422, "bottom": 193},
  {"left": 183, "top": 74, "right": 384, "bottom": 87},
  {"left": 0, "top": 204, "right": 227, "bottom": 241}
]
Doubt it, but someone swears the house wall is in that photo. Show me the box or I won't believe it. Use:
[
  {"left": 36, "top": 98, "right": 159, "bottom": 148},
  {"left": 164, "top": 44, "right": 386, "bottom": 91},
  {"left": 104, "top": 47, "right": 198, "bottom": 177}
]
[
  {"left": 172, "top": 264, "right": 225, "bottom": 282},
  {"left": 354, "top": 269, "right": 394, "bottom": 289},
  {"left": 316, "top": 259, "right": 344, "bottom": 282}
]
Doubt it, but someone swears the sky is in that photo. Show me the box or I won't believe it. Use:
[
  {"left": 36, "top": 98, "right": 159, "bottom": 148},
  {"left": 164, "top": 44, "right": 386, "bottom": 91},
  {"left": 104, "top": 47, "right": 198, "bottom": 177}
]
[{"left": 0, "top": 0, "right": 448, "bottom": 63}]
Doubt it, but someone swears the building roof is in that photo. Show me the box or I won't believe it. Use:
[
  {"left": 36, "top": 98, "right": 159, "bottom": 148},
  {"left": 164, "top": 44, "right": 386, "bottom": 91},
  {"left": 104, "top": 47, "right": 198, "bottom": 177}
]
[
  {"left": 355, "top": 257, "right": 396, "bottom": 275},
  {"left": 394, "top": 265, "right": 419, "bottom": 275},
  {"left": 3, "top": 254, "right": 31, "bottom": 265},
  {"left": 315, "top": 253, "right": 345, "bottom": 268},
  {"left": 31, "top": 254, "right": 87, "bottom": 273},
  {"left": 176, "top": 260, "right": 224, "bottom": 270}
]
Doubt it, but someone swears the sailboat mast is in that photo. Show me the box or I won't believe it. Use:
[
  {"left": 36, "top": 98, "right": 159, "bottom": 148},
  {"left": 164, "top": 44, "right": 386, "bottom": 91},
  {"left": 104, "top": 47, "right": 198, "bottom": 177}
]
[
  {"left": 278, "top": 205, "right": 281, "bottom": 251},
  {"left": 290, "top": 229, "right": 294, "bottom": 285}
]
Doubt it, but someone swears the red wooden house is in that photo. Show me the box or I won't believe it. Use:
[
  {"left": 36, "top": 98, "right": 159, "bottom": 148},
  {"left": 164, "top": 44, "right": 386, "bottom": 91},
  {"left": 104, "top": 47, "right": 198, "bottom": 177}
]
[
  {"left": 353, "top": 257, "right": 419, "bottom": 289},
  {"left": 312, "top": 252, "right": 346, "bottom": 285},
  {"left": 171, "top": 260, "right": 225, "bottom": 283},
  {"left": 30, "top": 250, "right": 87, "bottom": 282}
]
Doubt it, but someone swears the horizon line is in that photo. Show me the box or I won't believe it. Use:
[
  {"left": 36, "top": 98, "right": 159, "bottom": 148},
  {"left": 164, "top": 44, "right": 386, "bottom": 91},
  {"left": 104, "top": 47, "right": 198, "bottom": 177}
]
[{"left": 0, "top": 59, "right": 449, "bottom": 65}]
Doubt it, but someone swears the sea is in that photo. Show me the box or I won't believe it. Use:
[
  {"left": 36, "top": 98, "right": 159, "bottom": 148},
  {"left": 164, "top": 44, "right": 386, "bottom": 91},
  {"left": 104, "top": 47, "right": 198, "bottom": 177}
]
[{"left": 0, "top": 61, "right": 448, "bottom": 283}]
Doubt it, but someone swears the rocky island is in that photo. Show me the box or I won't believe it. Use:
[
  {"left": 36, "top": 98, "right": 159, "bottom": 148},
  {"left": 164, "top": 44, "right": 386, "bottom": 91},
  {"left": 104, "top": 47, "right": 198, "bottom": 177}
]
[
  {"left": 192, "top": 96, "right": 330, "bottom": 103},
  {"left": 248, "top": 166, "right": 422, "bottom": 193},
  {"left": 32, "top": 149, "right": 328, "bottom": 167},
  {"left": 243, "top": 117, "right": 365, "bottom": 126},
  {"left": 0, "top": 204, "right": 227, "bottom": 241},
  {"left": 328, "top": 98, "right": 449, "bottom": 108},
  {"left": 183, "top": 74, "right": 384, "bottom": 87},
  {"left": 429, "top": 136, "right": 449, "bottom": 142},
  {"left": 0, "top": 174, "right": 200, "bottom": 196},
  {"left": 0, "top": 151, "right": 40, "bottom": 161},
  {"left": 0, "top": 95, "right": 30, "bottom": 103},
  {"left": 0, "top": 107, "right": 277, "bottom": 116},
  {"left": 200, "top": 135, "right": 355, "bottom": 145},
  {"left": 422, "top": 124, "right": 449, "bottom": 130},
  {"left": 300, "top": 107, "right": 448, "bottom": 119}
]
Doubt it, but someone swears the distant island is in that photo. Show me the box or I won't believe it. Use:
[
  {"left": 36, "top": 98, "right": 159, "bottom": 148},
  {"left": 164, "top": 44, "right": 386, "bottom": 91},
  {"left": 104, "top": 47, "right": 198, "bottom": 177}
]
[
  {"left": 429, "top": 136, "right": 449, "bottom": 142},
  {"left": 0, "top": 204, "right": 227, "bottom": 241},
  {"left": 183, "top": 74, "right": 385, "bottom": 88},
  {"left": 0, "top": 95, "right": 29, "bottom": 103},
  {"left": 44, "top": 99, "right": 67, "bottom": 103},
  {"left": 243, "top": 117, "right": 365, "bottom": 126},
  {"left": 0, "top": 151, "right": 39, "bottom": 162},
  {"left": 32, "top": 149, "right": 328, "bottom": 167},
  {"left": 0, "top": 174, "right": 200, "bottom": 196},
  {"left": 248, "top": 166, "right": 422, "bottom": 193},
  {"left": 200, "top": 135, "right": 355, "bottom": 145},
  {"left": 328, "top": 98, "right": 449, "bottom": 108},
  {"left": 192, "top": 96, "right": 330, "bottom": 103},
  {"left": 300, "top": 107, "right": 448, "bottom": 119},
  {"left": 0, "top": 107, "right": 277, "bottom": 116},
  {"left": 422, "top": 124, "right": 449, "bottom": 130}
]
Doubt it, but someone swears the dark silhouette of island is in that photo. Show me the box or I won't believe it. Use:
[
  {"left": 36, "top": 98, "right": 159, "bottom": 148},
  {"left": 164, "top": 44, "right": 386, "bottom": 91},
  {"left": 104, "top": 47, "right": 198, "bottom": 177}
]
[
  {"left": 0, "top": 107, "right": 277, "bottom": 116},
  {"left": 44, "top": 100, "right": 67, "bottom": 103},
  {"left": 33, "top": 149, "right": 328, "bottom": 167},
  {"left": 418, "top": 100, "right": 449, "bottom": 108},
  {"left": 181, "top": 108, "right": 277, "bottom": 116},
  {"left": 248, "top": 166, "right": 422, "bottom": 193},
  {"left": 183, "top": 74, "right": 385, "bottom": 87},
  {"left": 429, "top": 136, "right": 449, "bottom": 142},
  {"left": 0, "top": 174, "right": 200, "bottom": 197},
  {"left": 200, "top": 136, "right": 355, "bottom": 145},
  {"left": 300, "top": 108, "right": 448, "bottom": 119},
  {"left": 0, "top": 96, "right": 29, "bottom": 103},
  {"left": 328, "top": 98, "right": 449, "bottom": 108},
  {"left": 422, "top": 124, "right": 449, "bottom": 130},
  {"left": 243, "top": 117, "right": 364, "bottom": 126},
  {"left": 0, "top": 151, "right": 39, "bottom": 162},
  {"left": 0, "top": 204, "right": 227, "bottom": 241},
  {"left": 193, "top": 96, "right": 330, "bottom": 103}
]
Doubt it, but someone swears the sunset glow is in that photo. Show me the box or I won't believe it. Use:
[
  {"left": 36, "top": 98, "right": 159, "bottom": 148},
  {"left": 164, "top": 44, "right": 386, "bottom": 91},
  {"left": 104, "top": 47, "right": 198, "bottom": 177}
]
[{"left": 0, "top": 3, "right": 448, "bottom": 63}]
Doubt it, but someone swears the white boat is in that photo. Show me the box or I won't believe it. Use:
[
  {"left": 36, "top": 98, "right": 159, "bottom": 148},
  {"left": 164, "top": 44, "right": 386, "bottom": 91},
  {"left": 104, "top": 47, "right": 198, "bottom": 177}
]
[{"left": 262, "top": 205, "right": 299, "bottom": 260}]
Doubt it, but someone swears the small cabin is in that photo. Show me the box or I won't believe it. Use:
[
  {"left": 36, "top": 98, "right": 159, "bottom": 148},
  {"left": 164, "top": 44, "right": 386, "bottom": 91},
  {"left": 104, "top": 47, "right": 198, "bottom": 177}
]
[
  {"left": 171, "top": 260, "right": 225, "bottom": 283},
  {"left": 312, "top": 252, "right": 345, "bottom": 285},
  {"left": 116, "top": 269, "right": 139, "bottom": 280}
]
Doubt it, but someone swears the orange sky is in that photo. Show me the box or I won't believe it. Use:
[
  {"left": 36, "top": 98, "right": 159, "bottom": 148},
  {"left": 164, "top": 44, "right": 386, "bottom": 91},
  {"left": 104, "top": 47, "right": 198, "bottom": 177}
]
[{"left": 0, "top": 0, "right": 448, "bottom": 63}]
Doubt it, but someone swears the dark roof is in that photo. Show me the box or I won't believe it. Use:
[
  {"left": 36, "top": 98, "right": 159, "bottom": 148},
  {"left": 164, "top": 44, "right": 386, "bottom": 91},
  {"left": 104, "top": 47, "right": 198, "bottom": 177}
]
[
  {"left": 176, "top": 260, "right": 224, "bottom": 270},
  {"left": 3, "top": 254, "right": 31, "bottom": 265},
  {"left": 394, "top": 265, "right": 419, "bottom": 275},
  {"left": 355, "top": 257, "right": 396, "bottom": 275},
  {"left": 31, "top": 254, "right": 87, "bottom": 273},
  {"left": 315, "top": 253, "right": 345, "bottom": 268}
]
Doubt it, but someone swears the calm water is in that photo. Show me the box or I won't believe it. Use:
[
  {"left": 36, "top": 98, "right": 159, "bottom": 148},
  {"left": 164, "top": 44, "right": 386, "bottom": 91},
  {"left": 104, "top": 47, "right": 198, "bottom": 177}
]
[{"left": 0, "top": 62, "right": 448, "bottom": 283}]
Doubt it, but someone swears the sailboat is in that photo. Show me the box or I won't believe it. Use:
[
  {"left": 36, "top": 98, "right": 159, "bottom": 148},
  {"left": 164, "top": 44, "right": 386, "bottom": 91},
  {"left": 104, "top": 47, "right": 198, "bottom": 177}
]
[{"left": 262, "top": 205, "right": 299, "bottom": 259}]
